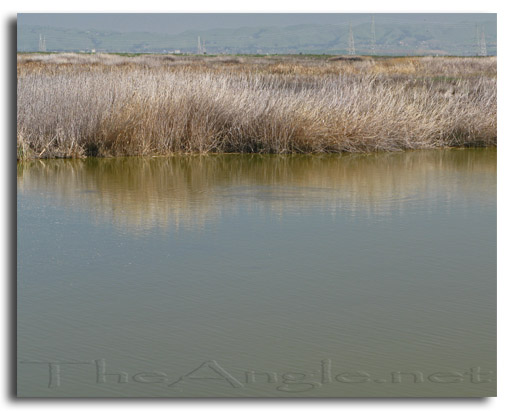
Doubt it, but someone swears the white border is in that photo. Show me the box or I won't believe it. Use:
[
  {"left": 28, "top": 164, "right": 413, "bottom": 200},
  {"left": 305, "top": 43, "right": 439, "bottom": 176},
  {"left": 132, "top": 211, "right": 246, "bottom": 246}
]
[{"left": 3, "top": 1, "right": 511, "bottom": 410}]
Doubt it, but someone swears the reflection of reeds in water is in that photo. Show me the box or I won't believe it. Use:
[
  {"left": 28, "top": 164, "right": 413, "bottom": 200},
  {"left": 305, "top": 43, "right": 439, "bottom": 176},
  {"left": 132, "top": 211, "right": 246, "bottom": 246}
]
[{"left": 17, "top": 150, "right": 496, "bottom": 231}]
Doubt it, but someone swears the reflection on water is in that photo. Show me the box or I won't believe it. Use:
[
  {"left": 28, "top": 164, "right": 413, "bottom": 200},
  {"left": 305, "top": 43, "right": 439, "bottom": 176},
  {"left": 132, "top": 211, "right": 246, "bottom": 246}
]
[
  {"left": 17, "top": 150, "right": 496, "bottom": 231},
  {"left": 17, "top": 150, "right": 496, "bottom": 397}
]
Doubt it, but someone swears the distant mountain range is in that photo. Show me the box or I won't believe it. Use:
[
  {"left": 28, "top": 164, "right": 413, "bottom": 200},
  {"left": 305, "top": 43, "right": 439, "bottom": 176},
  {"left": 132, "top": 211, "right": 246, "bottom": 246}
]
[{"left": 18, "top": 19, "right": 497, "bottom": 56}]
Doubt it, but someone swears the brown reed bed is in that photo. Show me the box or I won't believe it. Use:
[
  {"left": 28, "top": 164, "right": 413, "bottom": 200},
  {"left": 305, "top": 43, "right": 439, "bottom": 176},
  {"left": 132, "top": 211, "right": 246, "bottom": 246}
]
[{"left": 17, "top": 53, "right": 497, "bottom": 159}]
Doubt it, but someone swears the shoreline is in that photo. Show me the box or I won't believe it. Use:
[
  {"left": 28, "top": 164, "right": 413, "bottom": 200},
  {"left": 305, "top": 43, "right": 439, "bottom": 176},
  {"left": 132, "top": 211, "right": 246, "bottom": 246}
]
[{"left": 17, "top": 146, "right": 496, "bottom": 162}]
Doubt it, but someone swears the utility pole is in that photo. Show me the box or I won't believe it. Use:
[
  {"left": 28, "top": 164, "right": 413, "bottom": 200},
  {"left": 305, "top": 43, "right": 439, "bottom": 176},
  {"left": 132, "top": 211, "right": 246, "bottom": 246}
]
[
  {"left": 475, "top": 24, "right": 480, "bottom": 56},
  {"left": 203, "top": 39, "right": 206, "bottom": 54},
  {"left": 371, "top": 16, "right": 376, "bottom": 55},
  {"left": 348, "top": 22, "right": 355, "bottom": 55}
]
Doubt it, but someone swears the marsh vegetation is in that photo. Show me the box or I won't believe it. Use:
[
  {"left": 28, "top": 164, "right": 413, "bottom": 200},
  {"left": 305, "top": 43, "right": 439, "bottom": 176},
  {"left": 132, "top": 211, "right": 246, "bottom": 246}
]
[{"left": 17, "top": 53, "right": 496, "bottom": 158}]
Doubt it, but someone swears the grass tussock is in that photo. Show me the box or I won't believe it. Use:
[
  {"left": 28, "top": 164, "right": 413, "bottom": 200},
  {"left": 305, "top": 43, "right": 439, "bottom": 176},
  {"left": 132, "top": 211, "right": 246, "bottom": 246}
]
[{"left": 17, "top": 53, "right": 497, "bottom": 158}]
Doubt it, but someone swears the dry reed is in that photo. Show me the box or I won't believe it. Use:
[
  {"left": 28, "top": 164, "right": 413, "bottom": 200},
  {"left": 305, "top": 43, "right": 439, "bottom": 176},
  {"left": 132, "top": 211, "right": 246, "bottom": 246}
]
[{"left": 17, "top": 54, "right": 497, "bottom": 158}]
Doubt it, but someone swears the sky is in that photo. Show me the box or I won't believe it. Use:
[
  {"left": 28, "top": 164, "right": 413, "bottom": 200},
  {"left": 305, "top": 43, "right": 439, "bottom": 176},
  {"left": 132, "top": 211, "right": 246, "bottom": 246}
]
[{"left": 18, "top": 13, "right": 496, "bottom": 35}]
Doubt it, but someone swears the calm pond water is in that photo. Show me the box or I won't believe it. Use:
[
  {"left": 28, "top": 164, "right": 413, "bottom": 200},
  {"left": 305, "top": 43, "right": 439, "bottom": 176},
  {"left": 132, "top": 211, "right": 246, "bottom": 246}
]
[{"left": 17, "top": 150, "right": 496, "bottom": 397}]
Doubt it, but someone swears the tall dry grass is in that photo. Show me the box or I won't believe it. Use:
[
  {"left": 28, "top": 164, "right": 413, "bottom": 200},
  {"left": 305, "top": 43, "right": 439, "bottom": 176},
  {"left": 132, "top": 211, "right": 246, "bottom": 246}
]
[{"left": 17, "top": 54, "right": 497, "bottom": 158}]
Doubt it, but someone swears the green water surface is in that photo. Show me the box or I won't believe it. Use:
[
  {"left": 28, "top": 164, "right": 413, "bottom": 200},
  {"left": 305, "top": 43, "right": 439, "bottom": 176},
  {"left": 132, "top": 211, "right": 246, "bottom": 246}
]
[{"left": 17, "top": 150, "right": 496, "bottom": 397}]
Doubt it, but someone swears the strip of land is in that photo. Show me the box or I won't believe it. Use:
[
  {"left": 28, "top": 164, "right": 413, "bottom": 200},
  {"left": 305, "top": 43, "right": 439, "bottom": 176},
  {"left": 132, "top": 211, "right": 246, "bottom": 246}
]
[{"left": 17, "top": 53, "right": 497, "bottom": 158}]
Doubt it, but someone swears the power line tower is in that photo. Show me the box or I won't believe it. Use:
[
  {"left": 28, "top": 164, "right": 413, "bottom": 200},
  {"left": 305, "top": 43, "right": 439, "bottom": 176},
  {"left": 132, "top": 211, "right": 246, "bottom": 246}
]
[
  {"left": 479, "top": 27, "right": 487, "bottom": 56},
  {"left": 370, "top": 16, "right": 376, "bottom": 55},
  {"left": 197, "top": 36, "right": 203, "bottom": 54},
  {"left": 38, "top": 34, "right": 46, "bottom": 52},
  {"left": 475, "top": 24, "right": 480, "bottom": 56},
  {"left": 348, "top": 22, "right": 356, "bottom": 55}
]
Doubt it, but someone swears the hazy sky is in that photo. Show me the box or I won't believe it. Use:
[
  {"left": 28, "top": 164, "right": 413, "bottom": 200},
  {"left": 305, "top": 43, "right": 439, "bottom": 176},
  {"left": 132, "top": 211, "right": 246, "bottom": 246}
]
[{"left": 18, "top": 13, "right": 496, "bottom": 34}]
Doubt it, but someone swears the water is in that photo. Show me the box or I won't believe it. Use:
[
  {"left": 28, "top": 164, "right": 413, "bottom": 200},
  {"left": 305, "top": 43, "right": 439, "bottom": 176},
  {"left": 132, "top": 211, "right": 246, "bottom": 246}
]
[{"left": 17, "top": 150, "right": 496, "bottom": 397}]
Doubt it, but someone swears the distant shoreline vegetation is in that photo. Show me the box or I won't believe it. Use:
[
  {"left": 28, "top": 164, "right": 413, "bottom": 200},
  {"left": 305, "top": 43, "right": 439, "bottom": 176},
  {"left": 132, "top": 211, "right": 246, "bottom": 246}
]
[{"left": 17, "top": 53, "right": 496, "bottom": 159}]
